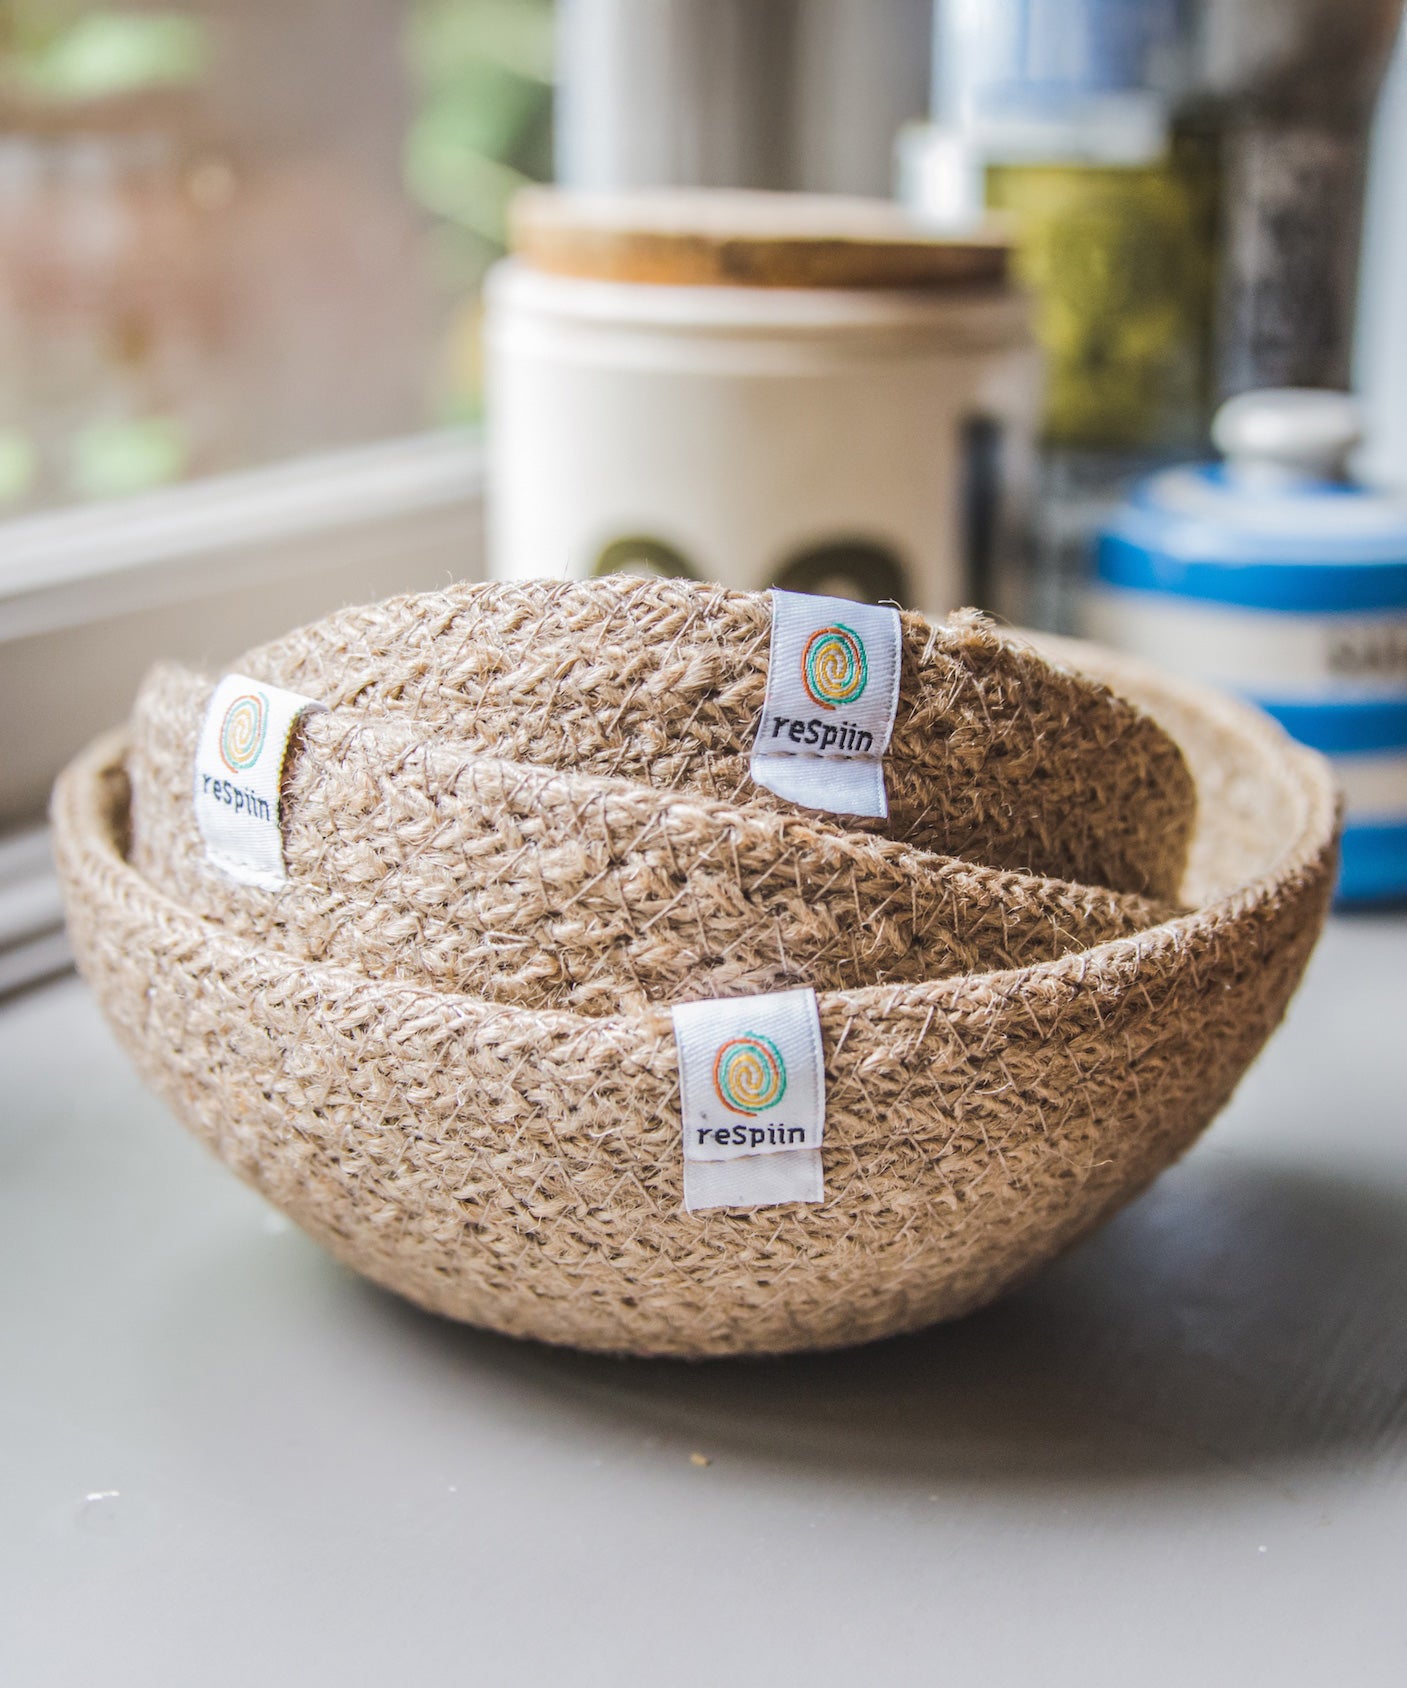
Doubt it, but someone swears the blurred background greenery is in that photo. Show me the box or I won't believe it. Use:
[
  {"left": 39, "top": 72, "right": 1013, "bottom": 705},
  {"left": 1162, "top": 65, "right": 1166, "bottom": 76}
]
[{"left": 0, "top": 1, "right": 555, "bottom": 507}]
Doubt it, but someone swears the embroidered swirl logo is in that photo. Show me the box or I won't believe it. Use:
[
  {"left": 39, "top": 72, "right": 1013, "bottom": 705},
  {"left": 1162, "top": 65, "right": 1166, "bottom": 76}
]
[
  {"left": 712, "top": 1034, "right": 787, "bottom": 1117},
  {"left": 219, "top": 691, "right": 269, "bottom": 773},
  {"left": 801, "top": 623, "right": 867, "bottom": 711}
]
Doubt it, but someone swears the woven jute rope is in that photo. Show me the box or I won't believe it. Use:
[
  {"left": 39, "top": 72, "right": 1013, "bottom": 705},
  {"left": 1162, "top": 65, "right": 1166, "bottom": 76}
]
[
  {"left": 236, "top": 579, "right": 1197, "bottom": 900},
  {"left": 52, "top": 583, "right": 1337, "bottom": 1358},
  {"left": 128, "top": 662, "right": 1176, "bottom": 1012}
]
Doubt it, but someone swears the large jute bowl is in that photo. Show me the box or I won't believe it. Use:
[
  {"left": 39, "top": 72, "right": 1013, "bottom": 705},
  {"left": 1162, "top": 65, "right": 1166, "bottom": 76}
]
[{"left": 52, "top": 620, "right": 1337, "bottom": 1358}]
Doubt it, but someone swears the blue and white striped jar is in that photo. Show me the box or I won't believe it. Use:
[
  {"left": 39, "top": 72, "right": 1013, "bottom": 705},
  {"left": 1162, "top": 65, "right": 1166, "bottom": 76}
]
[{"left": 1086, "top": 396, "right": 1407, "bottom": 903}]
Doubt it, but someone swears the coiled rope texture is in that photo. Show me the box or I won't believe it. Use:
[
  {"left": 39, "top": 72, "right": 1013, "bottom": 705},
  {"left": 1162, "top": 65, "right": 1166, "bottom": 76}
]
[{"left": 53, "top": 579, "right": 1339, "bottom": 1356}]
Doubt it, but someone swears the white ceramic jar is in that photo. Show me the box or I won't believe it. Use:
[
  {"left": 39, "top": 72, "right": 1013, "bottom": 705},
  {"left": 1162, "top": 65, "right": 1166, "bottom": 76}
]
[
  {"left": 1088, "top": 391, "right": 1407, "bottom": 905},
  {"left": 485, "top": 190, "right": 1040, "bottom": 615}
]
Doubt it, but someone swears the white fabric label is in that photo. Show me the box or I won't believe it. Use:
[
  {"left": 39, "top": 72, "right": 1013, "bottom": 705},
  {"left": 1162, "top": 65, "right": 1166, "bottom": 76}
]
[
  {"left": 671, "top": 986, "right": 826, "bottom": 1213},
  {"left": 192, "top": 674, "right": 325, "bottom": 889},
  {"left": 750, "top": 590, "right": 902, "bottom": 818}
]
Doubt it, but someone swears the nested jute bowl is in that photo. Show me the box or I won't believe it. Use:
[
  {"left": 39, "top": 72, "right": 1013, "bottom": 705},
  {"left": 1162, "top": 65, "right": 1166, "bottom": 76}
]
[
  {"left": 52, "top": 589, "right": 1338, "bottom": 1358},
  {"left": 126, "top": 662, "right": 1175, "bottom": 1013},
  {"left": 231, "top": 579, "right": 1197, "bottom": 900}
]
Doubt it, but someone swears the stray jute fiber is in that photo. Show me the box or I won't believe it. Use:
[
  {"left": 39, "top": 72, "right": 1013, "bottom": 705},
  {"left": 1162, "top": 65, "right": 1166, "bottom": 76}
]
[{"left": 52, "top": 578, "right": 1338, "bottom": 1357}]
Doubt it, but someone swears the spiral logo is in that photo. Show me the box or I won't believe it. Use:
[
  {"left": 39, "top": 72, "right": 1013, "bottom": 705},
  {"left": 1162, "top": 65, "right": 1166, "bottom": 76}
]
[
  {"left": 801, "top": 624, "right": 867, "bottom": 711},
  {"left": 219, "top": 691, "right": 269, "bottom": 773},
  {"left": 712, "top": 1033, "right": 787, "bottom": 1117}
]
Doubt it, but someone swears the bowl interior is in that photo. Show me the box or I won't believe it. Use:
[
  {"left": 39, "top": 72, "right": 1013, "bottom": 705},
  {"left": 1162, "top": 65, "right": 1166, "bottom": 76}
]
[{"left": 1029, "top": 632, "right": 1331, "bottom": 908}]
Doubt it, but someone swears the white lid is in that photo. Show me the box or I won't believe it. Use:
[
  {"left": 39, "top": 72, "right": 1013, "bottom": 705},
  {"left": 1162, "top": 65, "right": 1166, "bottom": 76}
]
[{"left": 1212, "top": 389, "right": 1363, "bottom": 482}]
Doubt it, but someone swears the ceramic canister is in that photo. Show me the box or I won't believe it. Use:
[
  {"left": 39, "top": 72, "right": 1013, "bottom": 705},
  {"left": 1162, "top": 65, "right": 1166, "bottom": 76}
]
[
  {"left": 1085, "top": 392, "right": 1407, "bottom": 902},
  {"left": 484, "top": 188, "right": 1041, "bottom": 615}
]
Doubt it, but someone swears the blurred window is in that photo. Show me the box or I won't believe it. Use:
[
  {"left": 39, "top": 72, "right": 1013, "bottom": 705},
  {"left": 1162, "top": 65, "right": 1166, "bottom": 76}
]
[{"left": 0, "top": 0, "right": 554, "bottom": 515}]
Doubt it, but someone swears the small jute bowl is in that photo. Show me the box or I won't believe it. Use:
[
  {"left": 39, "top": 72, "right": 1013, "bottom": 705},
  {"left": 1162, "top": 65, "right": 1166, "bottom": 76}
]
[
  {"left": 52, "top": 583, "right": 1337, "bottom": 1358},
  {"left": 234, "top": 580, "right": 1197, "bottom": 899}
]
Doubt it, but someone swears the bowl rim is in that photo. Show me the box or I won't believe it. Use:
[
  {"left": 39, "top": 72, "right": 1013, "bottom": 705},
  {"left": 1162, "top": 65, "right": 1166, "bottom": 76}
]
[{"left": 57, "top": 634, "right": 1339, "bottom": 1044}]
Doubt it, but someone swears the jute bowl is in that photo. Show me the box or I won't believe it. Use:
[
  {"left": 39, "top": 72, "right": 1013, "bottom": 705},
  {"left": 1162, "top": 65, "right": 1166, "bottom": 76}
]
[
  {"left": 234, "top": 579, "right": 1196, "bottom": 899},
  {"left": 52, "top": 611, "right": 1337, "bottom": 1358},
  {"left": 127, "top": 662, "right": 1174, "bottom": 1012}
]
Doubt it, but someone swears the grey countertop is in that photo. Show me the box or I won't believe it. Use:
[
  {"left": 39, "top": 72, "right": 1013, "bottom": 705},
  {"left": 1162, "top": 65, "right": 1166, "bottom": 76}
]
[{"left": 3, "top": 914, "right": 1405, "bottom": 1687}]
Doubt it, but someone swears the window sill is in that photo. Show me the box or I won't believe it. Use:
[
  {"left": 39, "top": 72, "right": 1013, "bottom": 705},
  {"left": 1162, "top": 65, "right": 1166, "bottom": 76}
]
[{"left": 0, "top": 431, "right": 485, "bottom": 827}]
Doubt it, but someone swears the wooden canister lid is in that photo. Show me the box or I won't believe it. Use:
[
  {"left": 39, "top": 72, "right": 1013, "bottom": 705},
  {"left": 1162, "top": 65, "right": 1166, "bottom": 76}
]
[{"left": 509, "top": 187, "right": 1011, "bottom": 290}]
